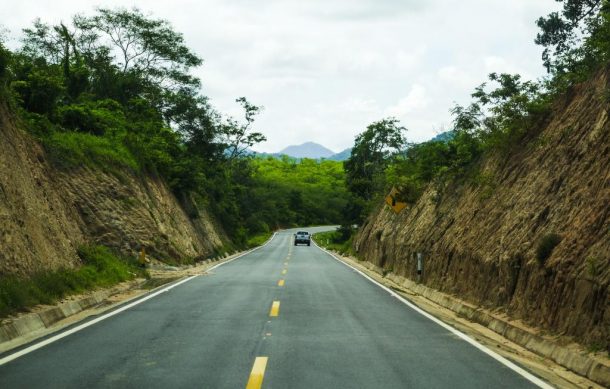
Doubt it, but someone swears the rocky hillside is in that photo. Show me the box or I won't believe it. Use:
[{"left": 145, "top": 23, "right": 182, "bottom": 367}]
[
  {"left": 355, "top": 69, "right": 609, "bottom": 349},
  {"left": 0, "top": 103, "right": 225, "bottom": 276}
]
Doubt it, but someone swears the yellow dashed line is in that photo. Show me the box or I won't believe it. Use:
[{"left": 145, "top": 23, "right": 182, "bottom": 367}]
[
  {"left": 269, "top": 301, "right": 280, "bottom": 317},
  {"left": 281, "top": 269, "right": 287, "bottom": 275},
  {"left": 278, "top": 279, "right": 285, "bottom": 287},
  {"left": 245, "top": 357, "right": 268, "bottom": 389}
]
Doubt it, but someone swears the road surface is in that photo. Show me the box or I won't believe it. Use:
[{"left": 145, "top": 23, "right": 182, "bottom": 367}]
[{"left": 0, "top": 227, "right": 547, "bottom": 388}]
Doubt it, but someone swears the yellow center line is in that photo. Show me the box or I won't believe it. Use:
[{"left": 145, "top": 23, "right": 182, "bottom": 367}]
[
  {"left": 281, "top": 269, "right": 287, "bottom": 275},
  {"left": 284, "top": 262, "right": 288, "bottom": 266},
  {"left": 278, "top": 279, "right": 285, "bottom": 287},
  {"left": 269, "top": 301, "right": 280, "bottom": 317},
  {"left": 245, "top": 357, "right": 268, "bottom": 389}
]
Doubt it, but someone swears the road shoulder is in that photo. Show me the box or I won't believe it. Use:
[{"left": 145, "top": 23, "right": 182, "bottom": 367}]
[{"left": 314, "top": 242, "right": 607, "bottom": 389}]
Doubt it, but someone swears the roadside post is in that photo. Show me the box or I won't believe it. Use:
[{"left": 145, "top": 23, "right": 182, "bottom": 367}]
[
  {"left": 139, "top": 247, "right": 146, "bottom": 267},
  {"left": 416, "top": 252, "right": 423, "bottom": 283}
]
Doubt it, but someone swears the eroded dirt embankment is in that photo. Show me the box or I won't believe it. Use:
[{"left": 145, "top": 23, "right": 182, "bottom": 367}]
[
  {"left": 0, "top": 103, "right": 225, "bottom": 276},
  {"left": 355, "top": 69, "right": 610, "bottom": 350}
]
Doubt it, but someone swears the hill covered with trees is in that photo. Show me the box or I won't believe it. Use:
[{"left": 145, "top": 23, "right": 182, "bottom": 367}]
[{"left": 0, "top": 8, "right": 352, "bottom": 249}]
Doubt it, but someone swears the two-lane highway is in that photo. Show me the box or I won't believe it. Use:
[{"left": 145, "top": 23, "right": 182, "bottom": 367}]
[{"left": 0, "top": 227, "right": 548, "bottom": 388}]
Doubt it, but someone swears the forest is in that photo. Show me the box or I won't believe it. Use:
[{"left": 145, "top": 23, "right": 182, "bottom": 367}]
[{"left": 0, "top": 9, "right": 351, "bottom": 247}]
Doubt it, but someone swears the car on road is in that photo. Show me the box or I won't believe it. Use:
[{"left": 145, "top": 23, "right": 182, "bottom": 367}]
[{"left": 294, "top": 231, "right": 311, "bottom": 246}]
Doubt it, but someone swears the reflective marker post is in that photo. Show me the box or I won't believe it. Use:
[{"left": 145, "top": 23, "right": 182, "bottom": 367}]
[{"left": 416, "top": 252, "right": 423, "bottom": 283}]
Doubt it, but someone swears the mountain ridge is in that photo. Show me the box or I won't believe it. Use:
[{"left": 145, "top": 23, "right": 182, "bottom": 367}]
[{"left": 279, "top": 142, "right": 335, "bottom": 159}]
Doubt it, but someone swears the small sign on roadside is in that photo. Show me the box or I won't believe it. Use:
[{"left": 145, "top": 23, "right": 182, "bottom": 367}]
[{"left": 385, "top": 187, "right": 407, "bottom": 213}]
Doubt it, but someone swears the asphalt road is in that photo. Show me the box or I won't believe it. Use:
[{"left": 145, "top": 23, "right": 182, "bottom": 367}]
[{"left": 0, "top": 227, "right": 547, "bottom": 388}]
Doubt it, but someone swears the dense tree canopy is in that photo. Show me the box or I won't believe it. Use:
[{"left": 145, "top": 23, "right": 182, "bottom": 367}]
[{"left": 0, "top": 8, "right": 351, "bottom": 248}]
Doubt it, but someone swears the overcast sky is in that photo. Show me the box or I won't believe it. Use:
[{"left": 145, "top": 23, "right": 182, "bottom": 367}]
[{"left": 1, "top": 0, "right": 561, "bottom": 153}]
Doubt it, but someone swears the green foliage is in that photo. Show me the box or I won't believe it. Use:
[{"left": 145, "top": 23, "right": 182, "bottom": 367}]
[
  {"left": 0, "top": 245, "right": 145, "bottom": 317},
  {"left": 42, "top": 131, "right": 139, "bottom": 171},
  {"left": 536, "top": 233, "right": 563, "bottom": 264},
  {"left": 57, "top": 99, "right": 125, "bottom": 135},
  {"left": 535, "top": 1, "right": 610, "bottom": 73},
  {"left": 312, "top": 230, "right": 356, "bottom": 257},
  {"left": 74, "top": 7, "right": 202, "bottom": 88},
  {"left": 246, "top": 231, "right": 273, "bottom": 248},
  {"left": 221, "top": 97, "right": 266, "bottom": 160},
  {"left": 385, "top": 129, "right": 483, "bottom": 204},
  {"left": 585, "top": 256, "right": 602, "bottom": 278},
  {"left": 345, "top": 118, "right": 406, "bottom": 201},
  {"left": 377, "top": 3, "right": 610, "bottom": 214},
  {"left": 472, "top": 171, "right": 497, "bottom": 200},
  {"left": 0, "top": 42, "right": 10, "bottom": 86},
  {"left": 10, "top": 66, "right": 65, "bottom": 115},
  {"left": 535, "top": 0, "right": 610, "bottom": 96},
  {"left": 0, "top": 7, "right": 353, "bottom": 266},
  {"left": 236, "top": 157, "right": 350, "bottom": 237},
  {"left": 344, "top": 118, "right": 406, "bottom": 224}
]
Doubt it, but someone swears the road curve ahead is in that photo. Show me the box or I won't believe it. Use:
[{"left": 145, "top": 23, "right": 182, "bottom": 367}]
[{"left": 0, "top": 227, "right": 548, "bottom": 388}]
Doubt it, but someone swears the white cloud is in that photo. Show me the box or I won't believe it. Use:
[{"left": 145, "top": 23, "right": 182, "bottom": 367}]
[
  {"left": 384, "top": 85, "right": 429, "bottom": 118},
  {"left": 437, "top": 66, "right": 478, "bottom": 90},
  {"left": 483, "top": 56, "right": 531, "bottom": 78},
  {"left": 0, "top": 0, "right": 561, "bottom": 150}
]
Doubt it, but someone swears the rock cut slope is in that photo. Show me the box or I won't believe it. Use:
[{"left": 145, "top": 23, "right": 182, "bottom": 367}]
[
  {"left": 355, "top": 68, "right": 610, "bottom": 349},
  {"left": 0, "top": 102, "right": 224, "bottom": 276}
]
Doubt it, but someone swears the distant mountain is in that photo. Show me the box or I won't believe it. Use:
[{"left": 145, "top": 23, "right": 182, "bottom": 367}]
[
  {"left": 430, "top": 131, "right": 455, "bottom": 142},
  {"left": 279, "top": 142, "right": 335, "bottom": 159},
  {"left": 328, "top": 148, "right": 352, "bottom": 161}
]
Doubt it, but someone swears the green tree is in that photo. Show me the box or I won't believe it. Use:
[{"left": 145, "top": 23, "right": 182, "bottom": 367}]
[
  {"left": 536, "top": 0, "right": 610, "bottom": 75},
  {"left": 221, "top": 97, "right": 266, "bottom": 161},
  {"left": 342, "top": 118, "right": 406, "bottom": 225},
  {"left": 344, "top": 118, "right": 406, "bottom": 202},
  {"left": 74, "top": 8, "right": 201, "bottom": 87}
]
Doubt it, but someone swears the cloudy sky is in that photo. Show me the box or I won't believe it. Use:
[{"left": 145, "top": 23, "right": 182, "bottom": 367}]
[{"left": 1, "top": 0, "right": 561, "bottom": 153}]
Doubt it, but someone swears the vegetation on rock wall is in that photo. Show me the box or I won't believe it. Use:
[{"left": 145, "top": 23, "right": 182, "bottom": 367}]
[
  {"left": 344, "top": 0, "right": 610, "bottom": 229},
  {"left": 0, "top": 8, "right": 351, "bottom": 249}
]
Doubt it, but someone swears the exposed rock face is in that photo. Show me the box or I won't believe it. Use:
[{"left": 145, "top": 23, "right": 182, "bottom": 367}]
[
  {"left": 0, "top": 103, "right": 224, "bottom": 276},
  {"left": 355, "top": 69, "right": 610, "bottom": 349}
]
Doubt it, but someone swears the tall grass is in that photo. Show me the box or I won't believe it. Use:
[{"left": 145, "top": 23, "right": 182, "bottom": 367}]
[
  {"left": 247, "top": 231, "right": 273, "bottom": 248},
  {"left": 0, "top": 245, "right": 147, "bottom": 318},
  {"left": 41, "top": 132, "right": 139, "bottom": 172},
  {"left": 312, "top": 230, "right": 356, "bottom": 256}
]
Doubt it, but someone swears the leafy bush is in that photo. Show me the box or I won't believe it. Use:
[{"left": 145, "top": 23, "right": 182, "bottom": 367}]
[
  {"left": 313, "top": 230, "right": 356, "bottom": 256},
  {"left": 57, "top": 99, "right": 126, "bottom": 136},
  {"left": 42, "top": 131, "right": 139, "bottom": 171},
  {"left": 0, "top": 43, "right": 10, "bottom": 84},
  {"left": 0, "top": 245, "right": 146, "bottom": 317},
  {"left": 536, "top": 233, "right": 562, "bottom": 264},
  {"left": 246, "top": 231, "right": 273, "bottom": 248}
]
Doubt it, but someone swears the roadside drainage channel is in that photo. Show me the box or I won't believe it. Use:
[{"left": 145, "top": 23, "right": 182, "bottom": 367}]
[{"left": 327, "top": 249, "right": 609, "bottom": 388}]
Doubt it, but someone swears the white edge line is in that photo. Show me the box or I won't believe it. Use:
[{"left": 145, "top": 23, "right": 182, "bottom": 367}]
[
  {"left": 0, "top": 232, "right": 278, "bottom": 366},
  {"left": 311, "top": 239, "right": 554, "bottom": 389}
]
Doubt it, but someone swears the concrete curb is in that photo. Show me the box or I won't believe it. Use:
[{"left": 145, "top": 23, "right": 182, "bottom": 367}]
[
  {"left": 0, "top": 290, "right": 110, "bottom": 345},
  {"left": 349, "top": 258, "right": 609, "bottom": 387},
  {"left": 0, "top": 233, "right": 278, "bottom": 353}
]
